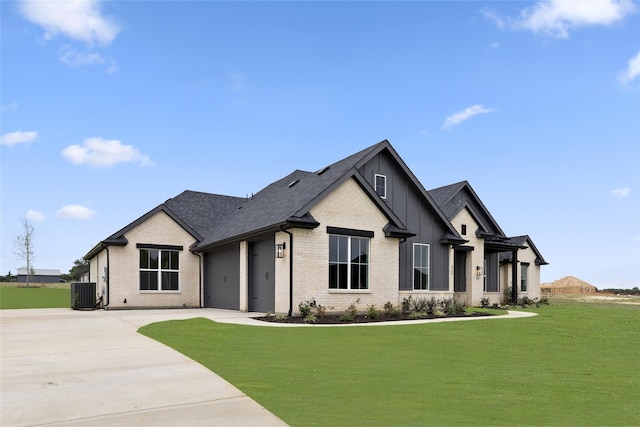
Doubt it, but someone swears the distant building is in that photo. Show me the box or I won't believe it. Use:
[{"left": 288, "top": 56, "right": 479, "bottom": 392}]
[{"left": 17, "top": 269, "right": 61, "bottom": 284}]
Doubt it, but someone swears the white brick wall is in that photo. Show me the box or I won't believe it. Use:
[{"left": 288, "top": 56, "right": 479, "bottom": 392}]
[
  {"left": 92, "top": 211, "right": 201, "bottom": 309},
  {"left": 450, "top": 208, "right": 487, "bottom": 306},
  {"left": 274, "top": 178, "right": 400, "bottom": 314}
]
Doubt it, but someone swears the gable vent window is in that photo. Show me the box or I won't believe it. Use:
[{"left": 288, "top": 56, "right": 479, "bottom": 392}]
[
  {"left": 461, "top": 224, "right": 467, "bottom": 235},
  {"left": 375, "top": 174, "right": 387, "bottom": 199}
]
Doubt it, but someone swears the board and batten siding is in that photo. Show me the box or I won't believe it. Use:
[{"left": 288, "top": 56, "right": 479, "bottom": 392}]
[{"left": 359, "top": 150, "right": 452, "bottom": 292}]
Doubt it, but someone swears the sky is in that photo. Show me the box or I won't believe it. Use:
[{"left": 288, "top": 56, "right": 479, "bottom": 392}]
[{"left": 1, "top": 0, "right": 639, "bottom": 289}]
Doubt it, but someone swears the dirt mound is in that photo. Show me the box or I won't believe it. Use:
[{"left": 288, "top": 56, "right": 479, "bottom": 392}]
[{"left": 541, "top": 276, "right": 597, "bottom": 294}]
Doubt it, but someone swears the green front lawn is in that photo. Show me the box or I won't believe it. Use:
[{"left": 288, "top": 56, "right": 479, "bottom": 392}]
[
  {"left": 0, "top": 286, "right": 70, "bottom": 309},
  {"left": 139, "top": 304, "right": 640, "bottom": 426}
]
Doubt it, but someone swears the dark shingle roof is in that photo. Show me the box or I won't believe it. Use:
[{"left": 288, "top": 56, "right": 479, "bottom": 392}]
[
  {"left": 499, "top": 235, "right": 549, "bottom": 265},
  {"left": 88, "top": 140, "right": 464, "bottom": 256},
  {"left": 164, "top": 191, "right": 246, "bottom": 238},
  {"left": 195, "top": 143, "right": 386, "bottom": 249},
  {"left": 428, "top": 180, "right": 507, "bottom": 238}
]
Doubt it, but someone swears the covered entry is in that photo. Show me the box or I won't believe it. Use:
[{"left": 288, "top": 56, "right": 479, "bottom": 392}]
[
  {"left": 248, "top": 238, "right": 275, "bottom": 312},
  {"left": 453, "top": 246, "right": 473, "bottom": 292}
]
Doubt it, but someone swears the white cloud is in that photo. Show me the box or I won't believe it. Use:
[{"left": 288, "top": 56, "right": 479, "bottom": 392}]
[
  {"left": 481, "top": 9, "right": 508, "bottom": 29},
  {"left": 19, "top": 0, "right": 120, "bottom": 46},
  {"left": 57, "top": 205, "right": 96, "bottom": 220},
  {"left": 619, "top": 51, "right": 640, "bottom": 84},
  {"left": 611, "top": 187, "right": 631, "bottom": 197},
  {"left": 1, "top": 102, "right": 18, "bottom": 112},
  {"left": 485, "top": 0, "right": 635, "bottom": 39},
  {"left": 0, "top": 130, "right": 39, "bottom": 146},
  {"left": 442, "top": 105, "right": 494, "bottom": 131},
  {"left": 59, "top": 45, "right": 105, "bottom": 66},
  {"left": 26, "top": 210, "right": 46, "bottom": 222},
  {"left": 61, "top": 137, "right": 152, "bottom": 168},
  {"left": 228, "top": 72, "right": 247, "bottom": 93}
]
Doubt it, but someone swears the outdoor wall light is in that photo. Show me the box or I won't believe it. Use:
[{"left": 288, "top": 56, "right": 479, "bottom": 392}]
[
  {"left": 476, "top": 266, "right": 482, "bottom": 278},
  {"left": 276, "top": 242, "right": 286, "bottom": 258}
]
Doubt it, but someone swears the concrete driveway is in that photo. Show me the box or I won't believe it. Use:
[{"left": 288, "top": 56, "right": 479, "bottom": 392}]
[{"left": 1, "top": 308, "right": 288, "bottom": 427}]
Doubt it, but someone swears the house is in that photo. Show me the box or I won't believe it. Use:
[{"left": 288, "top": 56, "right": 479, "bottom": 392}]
[
  {"left": 85, "top": 140, "right": 546, "bottom": 313},
  {"left": 17, "top": 268, "right": 61, "bottom": 284},
  {"left": 428, "top": 181, "right": 548, "bottom": 305}
]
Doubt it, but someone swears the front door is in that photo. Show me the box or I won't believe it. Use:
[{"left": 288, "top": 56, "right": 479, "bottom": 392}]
[
  {"left": 454, "top": 250, "right": 467, "bottom": 292},
  {"left": 248, "top": 238, "right": 275, "bottom": 312}
]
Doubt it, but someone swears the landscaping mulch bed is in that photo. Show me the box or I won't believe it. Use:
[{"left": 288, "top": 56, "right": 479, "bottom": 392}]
[{"left": 255, "top": 311, "right": 494, "bottom": 324}]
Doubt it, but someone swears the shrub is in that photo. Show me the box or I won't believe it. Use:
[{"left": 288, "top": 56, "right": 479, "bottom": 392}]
[
  {"left": 366, "top": 304, "right": 380, "bottom": 320},
  {"left": 503, "top": 286, "right": 513, "bottom": 304},
  {"left": 453, "top": 298, "right": 467, "bottom": 313},
  {"left": 401, "top": 296, "right": 413, "bottom": 314},
  {"left": 480, "top": 297, "right": 490, "bottom": 308},
  {"left": 383, "top": 301, "right": 395, "bottom": 315},
  {"left": 518, "top": 296, "right": 534, "bottom": 307},
  {"left": 441, "top": 297, "right": 456, "bottom": 315},
  {"left": 426, "top": 297, "right": 439, "bottom": 315},
  {"left": 346, "top": 298, "right": 360, "bottom": 318},
  {"left": 303, "top": 313, "right": 317, "bottom": 324},
  {"left": 411, "top": 297, "right": 429, "bottom": 313},
  {"left": 315, "top": 303, "right": 333, "bottom": 318},
  {"left": 339, "top": 313, "right": 354, "bottom": 322},
  {"left": 275, "top": 313, "right": 287, "bottom": 321},
  {"left": 298, "top": 298, "right": 317, "bottom": 317},
  {"left": 538, "top": 296, "right": 550, "bottom": 306}
]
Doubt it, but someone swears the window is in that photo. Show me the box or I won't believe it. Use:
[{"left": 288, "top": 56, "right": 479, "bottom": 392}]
[
  {"left": 413, "top": 243, "right": 430, "bottom": 290},
  {"left": 329, "top": 235, "right": 369, "bottom": 290},
  {"left": 461, "top": 224, "right": 467, "bottom": 235},
  {"left": 375, "top": 174, "right": 386, "bottom": 199},
  {"left": 140, "top": 249, "right": 179, "bottom": 291},
  {"left": 520, "top": 263, "right": 529, "bottom": 292}
]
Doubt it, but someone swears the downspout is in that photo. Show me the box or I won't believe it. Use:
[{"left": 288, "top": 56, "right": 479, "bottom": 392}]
[
  {"left": 194, "top": 251, "right": 202, "bottom": 308},
  {"left": 511, "top": 249, "right": 518, "bottom": 304},
  {"left": 280, "top": 225, "right": 293, "bottom": 317},
  {"left": 104, "top": 244, "right": 110, "bottom": 310}
]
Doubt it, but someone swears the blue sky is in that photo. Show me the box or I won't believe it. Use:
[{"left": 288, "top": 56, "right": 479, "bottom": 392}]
[{"left": 1, "top": 0, "right": 639, "bottom": 288}]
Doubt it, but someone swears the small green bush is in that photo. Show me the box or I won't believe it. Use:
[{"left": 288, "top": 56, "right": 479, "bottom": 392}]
[
  {"left": 441, "top": 297, "right": 456, "bottom": 315},
  {"left": 383, "top": 301, "right": 395, "bottom": 315},
  {"left": 298, "top": 298, "right": 317, "bottom": 317},
  {"left": 426, "top": 297, "right": 438, "bottom": 315},
  {"left": 366, "top": 304, "right": 380, "bottom": 320},
  {"left": 401, "top": 295, "right": 413, "bottom": 314},
  {"left": 346, "top": 298, "right": 360, "bottom": 317},
  {"left": 339, "top": 313, "right": 354, "bottom": 322},
  {"left": 411, "top": 297, "right": 428, "bottom": 313}
]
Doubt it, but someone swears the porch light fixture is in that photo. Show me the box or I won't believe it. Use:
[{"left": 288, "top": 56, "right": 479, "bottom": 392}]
[
  {"left": 476, "top": 266, "right": 482, "bottom": 278},
  {"left": 276, "top": 242, "right": 286, "bottom": 258}
]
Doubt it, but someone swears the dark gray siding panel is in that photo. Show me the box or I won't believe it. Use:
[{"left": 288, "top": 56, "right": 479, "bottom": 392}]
[
  {"left": 454, "top": 251, "right": 467, "bottom": 292},
  {"left": 360, "top": 150, "right": 452, "bottom": 291},
  {"left": 248, "top": 237, "right": 275, "bottom": 312},
  {"left": 204, "top": 245, "right": 240, "bottom": 309},
  {"left": 484, "top": 252, "right": 500, "bottom": 292}
]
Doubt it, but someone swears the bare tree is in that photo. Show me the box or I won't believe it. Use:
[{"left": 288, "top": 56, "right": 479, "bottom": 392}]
[{"left": 13, "top": 218, "right": 36, "bottom": 287}]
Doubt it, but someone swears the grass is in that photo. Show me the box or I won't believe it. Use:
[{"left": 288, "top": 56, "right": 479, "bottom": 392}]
[
  {"left": 0, "top": 283, "right": 70, "bottom": 309},
  {"left": 140, "top": 301, "right": 640, "bottom": 426}
]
